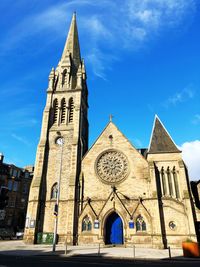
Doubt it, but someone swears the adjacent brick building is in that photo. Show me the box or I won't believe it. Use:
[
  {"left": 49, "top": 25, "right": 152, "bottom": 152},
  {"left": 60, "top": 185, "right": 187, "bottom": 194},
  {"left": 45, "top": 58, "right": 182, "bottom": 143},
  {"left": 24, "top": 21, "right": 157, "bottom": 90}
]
[
  {"left": 0, "top": 153, "right": 33, "bottom": 231},
  {"left": 191, "top": 180, "right": 200, "bottom": 241}
]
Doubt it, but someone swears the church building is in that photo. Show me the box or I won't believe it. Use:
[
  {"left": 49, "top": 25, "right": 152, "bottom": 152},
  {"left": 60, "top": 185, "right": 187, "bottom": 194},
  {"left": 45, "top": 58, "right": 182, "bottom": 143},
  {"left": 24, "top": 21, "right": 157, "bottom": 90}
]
[{"left": 24, "top": 14, "right": 197, "bottom": 248}]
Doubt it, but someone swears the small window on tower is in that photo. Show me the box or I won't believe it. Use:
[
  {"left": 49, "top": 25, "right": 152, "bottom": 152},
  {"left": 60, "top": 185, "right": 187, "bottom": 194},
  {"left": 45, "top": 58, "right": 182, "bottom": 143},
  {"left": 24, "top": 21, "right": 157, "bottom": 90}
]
[
  {"left": 62, "top": 69, "right": 67, "bottom": 86},
  {"left": 51, "top": 183, "right": 58, "bottom": 199}
]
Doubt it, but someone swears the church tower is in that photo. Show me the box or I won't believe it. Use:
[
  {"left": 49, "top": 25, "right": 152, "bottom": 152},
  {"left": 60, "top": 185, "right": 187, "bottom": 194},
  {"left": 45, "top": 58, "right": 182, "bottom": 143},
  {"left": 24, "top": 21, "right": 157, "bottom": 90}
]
[{"left": 24, "top": 13, "right": 88, "bottom": 244}]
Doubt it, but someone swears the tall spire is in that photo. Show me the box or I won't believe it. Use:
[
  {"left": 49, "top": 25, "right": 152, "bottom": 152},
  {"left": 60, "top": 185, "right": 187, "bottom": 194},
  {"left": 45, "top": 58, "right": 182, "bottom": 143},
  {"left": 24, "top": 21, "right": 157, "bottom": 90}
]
[
  {"left": 61, "top": 12, "right": 81, "bottom": 68},
  {"left": 148, "top": 115, "right": 181, "bottom": 154}
]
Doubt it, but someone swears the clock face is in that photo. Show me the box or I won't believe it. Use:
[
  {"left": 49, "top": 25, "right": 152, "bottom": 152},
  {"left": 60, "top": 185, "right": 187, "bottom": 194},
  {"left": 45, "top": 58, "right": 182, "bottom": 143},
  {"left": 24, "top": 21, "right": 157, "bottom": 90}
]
[
  {"left": 95, "top": 150, "right": 129, "bottom": 184},
  {"left": 56, "top": 137, "right": 64, "bottom": 146}
]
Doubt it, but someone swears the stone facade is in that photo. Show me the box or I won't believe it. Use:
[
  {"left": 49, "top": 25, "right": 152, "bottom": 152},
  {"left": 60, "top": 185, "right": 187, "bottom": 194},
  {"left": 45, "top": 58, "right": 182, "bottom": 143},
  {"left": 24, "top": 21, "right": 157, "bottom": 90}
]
[
  {"left": 79, "top": 122, "right": 196, "bottom": 248},
  {"left": 24, "top": 14, "right": 197, "bottom": 248}
]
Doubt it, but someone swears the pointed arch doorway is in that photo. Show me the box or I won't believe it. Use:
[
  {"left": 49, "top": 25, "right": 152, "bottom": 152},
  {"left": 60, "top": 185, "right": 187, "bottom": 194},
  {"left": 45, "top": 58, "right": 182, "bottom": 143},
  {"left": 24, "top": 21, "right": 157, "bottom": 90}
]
[{"left": 105, "top": 212, "right": 124, "bottom": 245}]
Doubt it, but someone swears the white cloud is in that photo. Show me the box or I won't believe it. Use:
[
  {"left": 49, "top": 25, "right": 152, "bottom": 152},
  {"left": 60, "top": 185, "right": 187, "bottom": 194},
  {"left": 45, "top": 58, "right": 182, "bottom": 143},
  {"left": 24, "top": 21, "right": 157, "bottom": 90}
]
[
  {"left": 125, "top": 0, "right": 196, "bottom": 38},
  {"left": 192, "top": 114, "right": 200, "bottom": 125},
  {"left": 0, "top": 0, "right": 196, "bottom": 78},
  {"left": 11, "top": 133, "right": 31, "bottom": 146},
  {"left": 163, "top": 86, "right": 195, "bottom": 108},
  {"left": 179, "top": 140, "right": 200, "bottom": 181},
  {"left": 81, "top": 16, "right": 112, "bottom": 39},
  {"left": 85, "top": 47, "right": 117, "bottom": 80},
  {"left": 1, "top": 105, "right": 38, "bottom": 130}
]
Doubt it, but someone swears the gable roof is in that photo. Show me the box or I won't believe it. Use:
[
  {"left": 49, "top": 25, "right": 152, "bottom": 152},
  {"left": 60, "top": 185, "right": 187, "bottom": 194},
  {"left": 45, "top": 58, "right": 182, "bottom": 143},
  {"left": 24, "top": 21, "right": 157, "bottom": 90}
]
[
  {"left": 148, "top": 115, "right": 181, "bottom": 154},
  {"left": 82, "top": 121, "right": 147, "bottom": 162}
]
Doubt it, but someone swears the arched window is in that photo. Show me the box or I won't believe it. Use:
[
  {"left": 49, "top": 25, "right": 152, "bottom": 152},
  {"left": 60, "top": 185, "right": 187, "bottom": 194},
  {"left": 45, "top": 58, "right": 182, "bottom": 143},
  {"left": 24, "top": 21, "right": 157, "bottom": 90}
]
[
  {"left": 62, "top": 69, "right": 67, "bottom": 86},
  {"left": 82, "top": 215, "right": 92, "bottom": 231},
  {"left": 161, "top": 167, "right": 167, "bottom": 196},
  {"left": 167, "top": 167, "right": 173, "bottom": 196},
  {"left": 88, "top": 221, "right": 92, "bottom": 231},
  {"left": 62, "top": 69, "right": 70, "bottom": 86},
  {"left": 53, "top": 99, "right": 58, "bottom": 124},
  {"left": 173, "top": 167, "right": 180, "bottom": 198},
  {"left": 61, "top": 98, "right": 66, "bottom": 124},
  {"left": 136, "top": 215, "right": 146, "bottom": 232},
  {"left": 51, "top": 183, "right": 58, "bottom": 199},
  {"left": 68, "top": 98, "right": 74, "bottom": 123}
]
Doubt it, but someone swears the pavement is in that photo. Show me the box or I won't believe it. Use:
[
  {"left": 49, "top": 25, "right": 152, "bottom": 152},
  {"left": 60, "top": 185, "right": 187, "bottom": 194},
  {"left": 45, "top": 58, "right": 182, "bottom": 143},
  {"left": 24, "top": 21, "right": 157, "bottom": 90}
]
[{"left": 0, "top": 240, "right": 199, "bottom": 261}]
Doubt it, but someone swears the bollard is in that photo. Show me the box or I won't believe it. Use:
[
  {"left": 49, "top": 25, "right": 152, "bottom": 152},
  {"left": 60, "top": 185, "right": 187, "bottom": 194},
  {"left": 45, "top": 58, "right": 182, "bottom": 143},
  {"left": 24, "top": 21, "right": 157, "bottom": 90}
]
[
  {"left": 65, "top": 241, "right": 67, "bottom": 255},
  {"left": 133, "top": 245, "right": 135, "bottom": 258},
  {"left": 98, "top": 243, "right": 100, "bottom": 256},
  {"left": 168, "top": 246, "right": 171, "bottom": 259}
]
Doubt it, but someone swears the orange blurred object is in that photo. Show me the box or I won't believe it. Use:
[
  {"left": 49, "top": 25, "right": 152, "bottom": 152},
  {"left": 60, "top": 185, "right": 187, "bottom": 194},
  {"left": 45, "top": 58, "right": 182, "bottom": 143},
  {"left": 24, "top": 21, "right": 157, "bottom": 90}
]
[{"left": 182, "top": 242, "right": 200, "bottom": 257}]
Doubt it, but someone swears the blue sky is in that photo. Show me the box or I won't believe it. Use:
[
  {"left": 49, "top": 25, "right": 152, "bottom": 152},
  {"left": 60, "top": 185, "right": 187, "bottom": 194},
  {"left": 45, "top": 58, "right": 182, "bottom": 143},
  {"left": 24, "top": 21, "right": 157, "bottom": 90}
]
[{"left": 0, "top": 0, "right": 200, "bottom": 180}]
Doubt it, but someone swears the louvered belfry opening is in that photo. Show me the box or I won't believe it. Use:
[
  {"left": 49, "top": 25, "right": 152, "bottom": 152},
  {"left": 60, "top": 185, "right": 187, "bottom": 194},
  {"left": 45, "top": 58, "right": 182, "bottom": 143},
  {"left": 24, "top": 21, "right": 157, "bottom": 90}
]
[
  {"left": 61, "top": 98, "right": 66, "bottom": 124},
  {"left": 53, "top": 99, "right": 58, "bottom": 124},
  {"left": 68, "top": 98, "right": 74, "bottom": 123}
]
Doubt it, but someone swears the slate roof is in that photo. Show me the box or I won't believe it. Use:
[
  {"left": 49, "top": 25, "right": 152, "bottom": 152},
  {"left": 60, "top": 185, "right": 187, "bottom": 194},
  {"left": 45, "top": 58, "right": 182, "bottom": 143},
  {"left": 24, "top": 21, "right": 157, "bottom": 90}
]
[{"left": 148, "top": 116, "right": 181, "bottom": 153}]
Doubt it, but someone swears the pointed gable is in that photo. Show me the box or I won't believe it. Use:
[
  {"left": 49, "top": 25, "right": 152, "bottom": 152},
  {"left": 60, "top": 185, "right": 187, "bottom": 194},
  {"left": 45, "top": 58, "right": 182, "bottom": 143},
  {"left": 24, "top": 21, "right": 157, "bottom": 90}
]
[
  {"left": 148, "top": 116, "right": 180, "bottom": 154},
  {"left": 61, "top": 12, "right": 81, "bottom": 68},
  {"left": 83, "top": 121, "right": 147, "bottom": 163}
]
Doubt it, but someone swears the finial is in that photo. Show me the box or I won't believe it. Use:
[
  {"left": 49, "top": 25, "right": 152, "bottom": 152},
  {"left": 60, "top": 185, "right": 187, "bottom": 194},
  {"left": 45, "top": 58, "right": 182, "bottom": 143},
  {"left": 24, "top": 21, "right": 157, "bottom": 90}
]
[{"left": 109, "top": 114, "right": 113, "bottom": 122}]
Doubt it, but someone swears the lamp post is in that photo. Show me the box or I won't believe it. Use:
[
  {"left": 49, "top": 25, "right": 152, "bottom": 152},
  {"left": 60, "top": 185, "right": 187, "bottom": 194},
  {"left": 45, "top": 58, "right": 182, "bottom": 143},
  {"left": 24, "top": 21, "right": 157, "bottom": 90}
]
[{"left": 52, "top": 136, "right": 64, "bottom": 252}]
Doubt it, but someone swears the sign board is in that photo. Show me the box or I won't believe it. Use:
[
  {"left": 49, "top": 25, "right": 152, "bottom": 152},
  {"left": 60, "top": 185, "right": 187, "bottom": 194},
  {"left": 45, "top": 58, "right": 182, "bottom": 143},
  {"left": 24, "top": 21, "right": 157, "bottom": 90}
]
[
  {"left": 94, "top": 220, "right": 100, "bottom": 229},
  {"left": 25, "top": 217, "right": 29, "bottom": 228},
  {"left": 129, "top": 221, "right": 134, "bottom": 229},
  {"left": 30, "top": 219, "right": 35, "bottom": 228}
]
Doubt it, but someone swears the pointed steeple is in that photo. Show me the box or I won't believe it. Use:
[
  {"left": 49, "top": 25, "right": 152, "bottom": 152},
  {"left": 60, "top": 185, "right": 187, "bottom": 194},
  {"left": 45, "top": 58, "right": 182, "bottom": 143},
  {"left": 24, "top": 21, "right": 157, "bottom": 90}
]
[
  {"left": 61, "top": 12, "right": 81, "bottom": 68},
  {"left": 148, "top": 115, "right": 181, "bottom": 153}
]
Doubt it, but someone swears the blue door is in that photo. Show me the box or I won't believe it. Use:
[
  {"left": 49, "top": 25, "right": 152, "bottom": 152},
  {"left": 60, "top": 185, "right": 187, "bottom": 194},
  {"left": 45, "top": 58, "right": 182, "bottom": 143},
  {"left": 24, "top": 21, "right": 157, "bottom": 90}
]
[{"left": 105, "top": 212, "right": 123, "bottom": 245}]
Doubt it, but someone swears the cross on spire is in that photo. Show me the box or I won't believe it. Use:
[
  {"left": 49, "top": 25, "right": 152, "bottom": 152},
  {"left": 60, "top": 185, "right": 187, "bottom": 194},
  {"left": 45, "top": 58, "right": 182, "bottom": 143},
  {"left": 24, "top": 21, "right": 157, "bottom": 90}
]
[{"left": 109, "top": 114, "right": 113, "bottom": 122}]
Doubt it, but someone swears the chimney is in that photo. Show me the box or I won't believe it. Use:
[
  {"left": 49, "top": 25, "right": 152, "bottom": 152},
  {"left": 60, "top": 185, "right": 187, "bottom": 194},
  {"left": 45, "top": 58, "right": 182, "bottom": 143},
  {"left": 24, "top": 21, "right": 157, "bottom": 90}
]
[{"left": 0, "top": 153, "right": 4, "bottom": 164}]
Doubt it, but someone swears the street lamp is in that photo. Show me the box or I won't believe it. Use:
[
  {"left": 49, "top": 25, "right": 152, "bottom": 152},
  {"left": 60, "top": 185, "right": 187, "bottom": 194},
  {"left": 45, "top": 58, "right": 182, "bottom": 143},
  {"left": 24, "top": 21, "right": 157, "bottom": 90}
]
[{"left": 52, "top": 136, "right": 64, "bottom": 252}]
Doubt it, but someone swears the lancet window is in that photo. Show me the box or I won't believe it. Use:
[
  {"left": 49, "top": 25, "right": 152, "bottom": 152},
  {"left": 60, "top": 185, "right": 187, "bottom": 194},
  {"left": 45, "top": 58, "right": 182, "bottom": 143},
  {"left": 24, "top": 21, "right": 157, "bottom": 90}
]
[
  {"left": 160, "top": 167, "right": 167, "bottom": 196},
  {"left": 160, "top": 166, "right": 180, "bottom": 199},
  {"left": 61, "top": 98, "right": 66, "bottom": 124},
  {"left": 51, "top": 183, "right": 58, "bottom": 199},
  {"left": 167, "top": 167, "right": 174, "bottom": 196},
  {"left": 53, "top": 99, "right": 58, "bottom": 124},
  {"left": 68, "top": 98, "right": 74, "bottom": 123},
  {"left": 82, "top": 215, "right": 92, "bottom": 231},
  {"left": 62, "top": 69, "right": 67, "bottom": 86},
  {"left": 62, "top": 68, "right": 70, "bottom": 87},
  {"left": 136, "top": 215, "right": 146, "bottom": 232},
  {"left": 173, "top": 167, "right": 180, "bottom": 199}
]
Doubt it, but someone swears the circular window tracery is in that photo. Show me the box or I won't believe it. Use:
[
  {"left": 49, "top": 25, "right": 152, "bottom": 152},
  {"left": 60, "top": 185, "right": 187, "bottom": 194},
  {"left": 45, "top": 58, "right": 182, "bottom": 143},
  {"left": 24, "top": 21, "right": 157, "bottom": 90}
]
[
  {"left": 95, "top": 150, "right": 129, "bottom": 184},
  {"left": 169, "top": 221, "right": 176, "bottom": 230}
]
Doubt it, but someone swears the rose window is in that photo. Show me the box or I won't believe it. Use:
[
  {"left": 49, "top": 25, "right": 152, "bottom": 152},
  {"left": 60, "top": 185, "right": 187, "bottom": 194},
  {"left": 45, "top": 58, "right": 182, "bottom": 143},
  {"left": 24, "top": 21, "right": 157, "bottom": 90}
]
[{"left": 96, "top": 150, "right": 129, "bottom": 183}]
